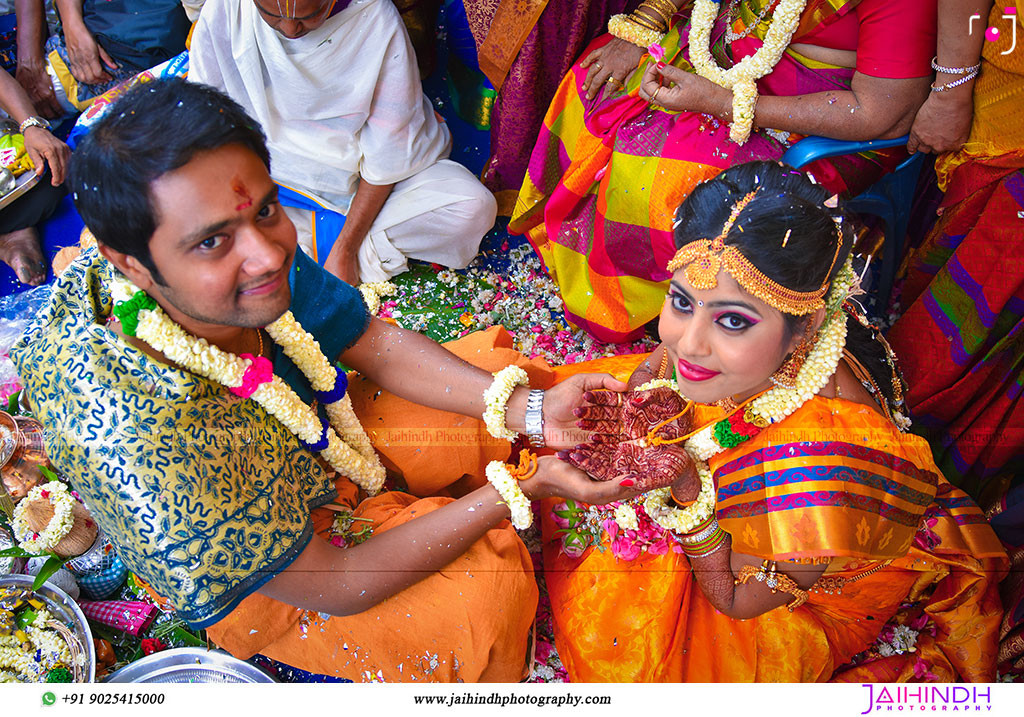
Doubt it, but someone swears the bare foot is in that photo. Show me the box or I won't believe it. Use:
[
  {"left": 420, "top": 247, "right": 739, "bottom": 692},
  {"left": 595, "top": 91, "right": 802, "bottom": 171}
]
[{"left": 0, "top": 228, "right": 47, "bottom": 285}]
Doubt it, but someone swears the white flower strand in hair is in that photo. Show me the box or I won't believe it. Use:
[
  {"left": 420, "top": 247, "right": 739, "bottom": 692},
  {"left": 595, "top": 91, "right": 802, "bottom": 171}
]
[{"left": 109, "top": 274, "right": 386, "bottom": 494}]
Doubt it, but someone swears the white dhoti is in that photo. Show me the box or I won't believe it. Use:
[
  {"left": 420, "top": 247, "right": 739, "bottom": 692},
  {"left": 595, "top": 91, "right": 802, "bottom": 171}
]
[
  {"left": 190, "top": 0, "right": 495, "bottom": 282},
  {"left": 282, "top": 159, "right": 496, "bottom": 283}
]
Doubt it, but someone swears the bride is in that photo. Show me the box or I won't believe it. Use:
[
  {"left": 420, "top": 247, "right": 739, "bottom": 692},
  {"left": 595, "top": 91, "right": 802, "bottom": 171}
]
[{"left": 543, "top": 160, "right": 1007, "bottom": 682}]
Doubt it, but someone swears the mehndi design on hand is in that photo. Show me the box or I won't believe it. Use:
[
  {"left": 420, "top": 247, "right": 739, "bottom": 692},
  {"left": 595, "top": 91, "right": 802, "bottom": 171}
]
[{"left": 562, "top": 386, "right": 697, "bottom": 491}]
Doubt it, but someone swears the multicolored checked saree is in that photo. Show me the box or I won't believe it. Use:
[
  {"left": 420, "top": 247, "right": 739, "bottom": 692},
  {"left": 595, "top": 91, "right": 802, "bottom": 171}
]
[
  {"left": 886, "top": 1, "right": 1024, "bottom": 678},
  {"left": 540, "top": 354, "right": 1006, "bottom": 682},
  {"left": 888, "top": 0, "right": 1024, "bottom": 502},
  {"left": 510, "top": 0, "right": 935, "bottom": 342}
]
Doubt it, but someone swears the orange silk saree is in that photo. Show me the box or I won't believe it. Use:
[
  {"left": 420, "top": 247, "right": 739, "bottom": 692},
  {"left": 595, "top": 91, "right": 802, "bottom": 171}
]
[
  {"left": 206, "top": 328, "right": 548, "bottom": 681},
  {"left": 543, "top": 357, "right": 1007, "bottom": 682}
]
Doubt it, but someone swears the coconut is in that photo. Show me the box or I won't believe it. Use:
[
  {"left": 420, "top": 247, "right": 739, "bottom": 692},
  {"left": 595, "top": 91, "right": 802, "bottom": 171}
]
[{"left": 21, "top": 499, "right": 98, "bottom": 558}]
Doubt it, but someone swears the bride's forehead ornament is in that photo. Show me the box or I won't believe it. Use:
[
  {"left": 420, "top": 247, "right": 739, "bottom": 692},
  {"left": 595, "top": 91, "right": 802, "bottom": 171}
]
[{"left": 666, "top": 190, "right": 842, "bottom": 315}]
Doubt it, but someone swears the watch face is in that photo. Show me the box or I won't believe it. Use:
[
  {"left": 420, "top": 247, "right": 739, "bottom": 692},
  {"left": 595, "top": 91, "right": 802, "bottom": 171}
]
[{"left": 22, "top": 117, "right": 50, "bottom": 131}]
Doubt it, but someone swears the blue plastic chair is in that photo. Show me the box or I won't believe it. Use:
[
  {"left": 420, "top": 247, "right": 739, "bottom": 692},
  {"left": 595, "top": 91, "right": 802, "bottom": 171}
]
[{"left": 781, "top": 136, "right": 924, "bottom": 313}]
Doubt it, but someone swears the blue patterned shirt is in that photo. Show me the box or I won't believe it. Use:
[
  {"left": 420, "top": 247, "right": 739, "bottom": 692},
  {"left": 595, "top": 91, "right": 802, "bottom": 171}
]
[{"left": 10, "top": 248, "right": 369, "bottom": 628}]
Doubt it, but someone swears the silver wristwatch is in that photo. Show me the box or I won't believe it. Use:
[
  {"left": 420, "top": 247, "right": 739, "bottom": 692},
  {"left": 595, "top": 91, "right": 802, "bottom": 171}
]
[
  {"left": 19, "top": 116, "right": 51, "bottom": 134},
  {"left": 524, "top": 389, "right": 546, "bottom": 448}
]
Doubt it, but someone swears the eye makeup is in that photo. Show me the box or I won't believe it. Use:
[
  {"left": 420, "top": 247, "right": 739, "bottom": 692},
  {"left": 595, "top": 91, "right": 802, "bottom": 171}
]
[{"left": 713, "top": 309, "right": 760, "bottom": 326}]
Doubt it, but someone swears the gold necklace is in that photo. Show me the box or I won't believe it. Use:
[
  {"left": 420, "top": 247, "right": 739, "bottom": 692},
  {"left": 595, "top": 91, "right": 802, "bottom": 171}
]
[
  {"left": 714, "top": 395, "right": 740, "bottom": 411},
  {"left": 725, "top": 0, "right": 781, "bottom": 45}
]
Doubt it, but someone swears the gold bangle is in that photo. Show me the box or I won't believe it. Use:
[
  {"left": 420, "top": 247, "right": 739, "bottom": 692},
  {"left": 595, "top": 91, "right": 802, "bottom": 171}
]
[
  {"left": 630, "top": 5, "right": 671, "bottom": 28},
  {"left": 637, "top": 2, "right": 672, "bottom": 27},
  {"left": 647, "top": 0, "right": 679, "bottom": 15},
  {"left": 629, "top": 12, "right": 664, "bottom": 32}
]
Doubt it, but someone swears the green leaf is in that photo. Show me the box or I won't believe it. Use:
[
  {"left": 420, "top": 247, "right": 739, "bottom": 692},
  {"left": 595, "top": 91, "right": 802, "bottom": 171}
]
[
  {"left": 38, "top": 466, "right": 60, "bottom": 483},
  {"left": 16, "top": 608, "right": 38, "bottom": 628},
  {"left": 169, "top": 626, "right": 205, "bottom": 647},
  {"left": 31, "top": 554, "right": 68, "bottom": 590},
  {"left": 0, "top": 545, "right": 35, "bottom": 558},
  {"left": 6, "top": 390, "right": 19, "bottom": 415}
]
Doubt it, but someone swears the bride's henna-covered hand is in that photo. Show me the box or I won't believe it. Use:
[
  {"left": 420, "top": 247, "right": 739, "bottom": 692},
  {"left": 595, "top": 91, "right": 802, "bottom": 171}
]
[
  {"left": 542, "top": 373, "right": 629, "bottom": 451},
  {"left": 562, "top": 439, "right": 695, "bottom": 492},
  {"left": 574, "top": 386, "right": 687, "bottom": 443},
  {"left": 563, "top": 387, "right": 697, "bottom": 491}
]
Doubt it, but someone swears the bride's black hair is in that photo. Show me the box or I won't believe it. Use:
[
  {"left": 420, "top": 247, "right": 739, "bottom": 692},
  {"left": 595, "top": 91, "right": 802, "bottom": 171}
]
[{"left": 672, "top": 160, "right": 903, "bottom": 408}]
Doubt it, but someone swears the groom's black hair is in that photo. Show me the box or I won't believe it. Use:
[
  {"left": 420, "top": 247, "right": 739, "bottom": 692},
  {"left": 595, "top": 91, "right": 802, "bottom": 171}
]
[{"left": 70, "top": 78, "right": 270, "bottom": 282}]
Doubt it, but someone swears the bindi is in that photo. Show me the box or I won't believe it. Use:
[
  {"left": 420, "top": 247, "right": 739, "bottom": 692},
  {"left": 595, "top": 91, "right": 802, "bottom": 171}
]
[{"left": 232, "top": 178, "right": 253, "bottom": 211}]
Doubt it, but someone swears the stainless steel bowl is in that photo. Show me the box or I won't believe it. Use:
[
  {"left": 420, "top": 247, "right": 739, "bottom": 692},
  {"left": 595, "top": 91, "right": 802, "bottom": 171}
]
[
  {"left": 104, "top": 647, "right": 276, "bottom": 683},
  {"left": 0, "top": 574, "right": 97, "bottom": 682}
]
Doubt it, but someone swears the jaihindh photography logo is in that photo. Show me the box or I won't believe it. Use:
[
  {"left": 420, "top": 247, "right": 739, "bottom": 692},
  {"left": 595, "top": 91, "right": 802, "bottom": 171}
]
[{"left": 860, "top": 685, "right": 994, "bottom": 713}]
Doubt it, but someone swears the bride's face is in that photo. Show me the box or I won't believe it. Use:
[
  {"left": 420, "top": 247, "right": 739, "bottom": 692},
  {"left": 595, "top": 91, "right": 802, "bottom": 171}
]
[{"left": 658, "top": 268, "right": 805, "bottom": 405}]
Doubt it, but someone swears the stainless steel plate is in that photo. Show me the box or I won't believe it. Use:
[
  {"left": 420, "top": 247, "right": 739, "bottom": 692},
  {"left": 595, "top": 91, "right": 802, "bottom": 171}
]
[
  {"left": 0, "top": 574, "right": 97, "bottom": 682},
  {"left": 0, "top": 169, "right": 41, "bottom": 210},
  {"left": 105, "top": 647, "right": 276, "bottom": 683}
]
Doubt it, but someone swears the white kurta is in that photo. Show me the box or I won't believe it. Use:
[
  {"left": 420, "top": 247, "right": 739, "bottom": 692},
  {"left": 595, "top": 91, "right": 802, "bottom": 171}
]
[{"left": 189, "top": 0, "right": 494, "bottom": 281}]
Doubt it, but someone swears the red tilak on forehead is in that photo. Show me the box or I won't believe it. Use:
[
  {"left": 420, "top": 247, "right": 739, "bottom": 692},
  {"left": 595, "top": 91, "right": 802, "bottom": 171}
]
[{"left": 232, "top": 179, "right": 253, "bottom": 211}]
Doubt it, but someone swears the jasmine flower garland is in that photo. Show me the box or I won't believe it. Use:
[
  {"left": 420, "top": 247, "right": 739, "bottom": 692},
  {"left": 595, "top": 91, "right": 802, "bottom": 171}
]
[
  {"left": 0, "top": 608, "right": 77, "bottom": 683},
  {"left": 357, "top": 281, "right": 398, "bottom": 316},
  {"left": 688, "top": 0, "right": 808, "bottom": 144},
  {"left": 108, "top": 274, "right": 386, "bottom": 495},
  {"left": 12, "top": 482, "right": 76, "bottom": 553},
  {"left": 483, "top": 365, "right": 530, "bottom": 441},
  {"left": 485, "top": 460, "right": 533, "bottom": 529},
  {"left": 643, "top": 461, "right": 716, "bottom": 533}
]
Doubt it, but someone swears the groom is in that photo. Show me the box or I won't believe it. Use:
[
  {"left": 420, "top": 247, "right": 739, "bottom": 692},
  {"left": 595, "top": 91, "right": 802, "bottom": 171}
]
[{"left": 11, "top": 78, "right": 634, "bottom": 681}]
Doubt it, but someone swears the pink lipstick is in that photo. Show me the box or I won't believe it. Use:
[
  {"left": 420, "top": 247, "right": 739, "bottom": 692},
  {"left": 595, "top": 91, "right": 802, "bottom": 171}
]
[{"left": 677, "top": 358, "right": 720, "bottom": 382}]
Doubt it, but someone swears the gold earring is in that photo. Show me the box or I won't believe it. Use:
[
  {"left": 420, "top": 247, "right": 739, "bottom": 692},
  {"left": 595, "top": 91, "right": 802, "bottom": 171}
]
[{"left": 770, "top": 324, "right": 815, "bottom": 390}]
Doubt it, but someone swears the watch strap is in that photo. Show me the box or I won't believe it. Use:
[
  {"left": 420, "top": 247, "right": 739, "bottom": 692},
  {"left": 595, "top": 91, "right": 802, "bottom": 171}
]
[
  {"left": 524, "top": 389, "right": 546, "bottom": 448},
  {"left": 19, "top": 116, "right": 50, "bottom": 134}
]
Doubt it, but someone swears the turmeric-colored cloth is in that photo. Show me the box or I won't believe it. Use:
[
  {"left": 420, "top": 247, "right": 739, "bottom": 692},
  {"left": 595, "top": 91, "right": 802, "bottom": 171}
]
[
  {"left": 346, "top": 326, "right": 555, "bottom": 497},
  {"left": 207, "top": 489, "right": 538, "bottom": 682},
  {"left": 206, "top": 326, "right": 551, "bottom": 682},
  {"left": 542, "top": 355, "right": 1007, "bottom": 682}
]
